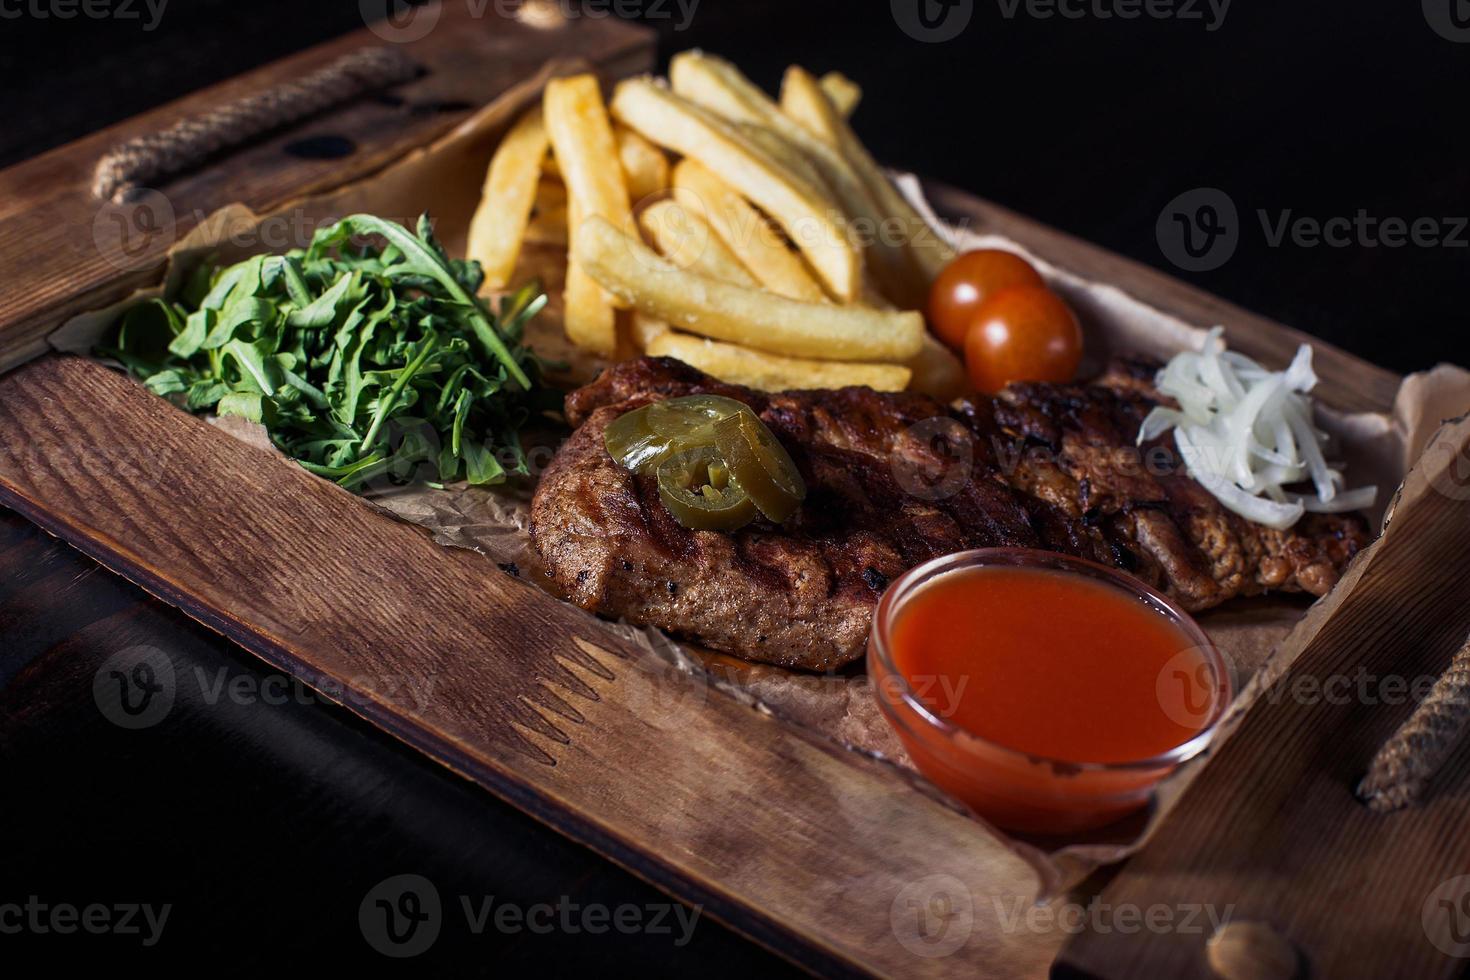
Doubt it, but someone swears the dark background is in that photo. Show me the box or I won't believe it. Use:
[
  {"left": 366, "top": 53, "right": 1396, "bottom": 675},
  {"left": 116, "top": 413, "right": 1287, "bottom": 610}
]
[
  {"left": 0, "top": 0, "right": 1465, "bottom": 975},
  {"left": 2, "top": 0, "right": 1466, "bottom": 372}
]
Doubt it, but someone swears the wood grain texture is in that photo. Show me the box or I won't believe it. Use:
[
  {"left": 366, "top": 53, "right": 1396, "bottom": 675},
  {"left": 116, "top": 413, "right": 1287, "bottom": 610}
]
[
  {"left": 1057, "top": 415, "right": 1470, "bottom": 979},
  {"left": 0, "top": 2, "right": 653, "bottom": 373},
  {"left": 926, "top": 185, "right": 1402, "bottom": 415},
  {"left": 0, "top": 355, "right": 1066, "bottom": 978}
]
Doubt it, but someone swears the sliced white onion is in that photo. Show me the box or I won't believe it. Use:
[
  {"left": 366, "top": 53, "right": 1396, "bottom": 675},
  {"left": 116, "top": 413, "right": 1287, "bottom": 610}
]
[
  {"left": 1140, "top": 330, "right": 1376, "bottom": 529},
  {"left": 1288, "top": 485, "right": 1379, "bottom": 513}
]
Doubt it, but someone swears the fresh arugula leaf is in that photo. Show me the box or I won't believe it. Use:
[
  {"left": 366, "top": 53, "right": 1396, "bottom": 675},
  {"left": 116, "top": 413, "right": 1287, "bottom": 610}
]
[{"left": 99, "top": 213, "right": 555, "bottom": 491}]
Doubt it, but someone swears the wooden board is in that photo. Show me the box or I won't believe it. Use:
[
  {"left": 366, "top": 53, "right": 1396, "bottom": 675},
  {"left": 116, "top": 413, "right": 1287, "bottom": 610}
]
[
  {"left": 0, "top": 354, "right": 1067, "bottom": 978},
  {"left": 0, "top": 1, "right": 653, "bottom": 373},
  {"left": 1055, "top": 415, "right": 1470, "bottom": 979},
  {"left": 0, "top": 10, "right": 1449, "bottom": 975}
]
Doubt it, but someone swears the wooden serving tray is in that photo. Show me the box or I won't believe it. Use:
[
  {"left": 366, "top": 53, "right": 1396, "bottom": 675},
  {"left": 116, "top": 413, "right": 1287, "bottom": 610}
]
[{"left": 1, "top": 6, "right": 1464, "bottom": 978}]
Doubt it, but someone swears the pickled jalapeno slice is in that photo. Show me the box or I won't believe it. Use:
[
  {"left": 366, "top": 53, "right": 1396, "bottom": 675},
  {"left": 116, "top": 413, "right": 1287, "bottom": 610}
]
[
  {"left": 655, "top": 445, "right": 758, "bottom": 531},
  {"left": 602, "top": 404, "right": 672, "bottom": 474},
  {"left": 712, "top": 411, "right": 806, "bottom": 523},
  {"left": 644, "top": 394, "right": 751, "bottom": 442}
]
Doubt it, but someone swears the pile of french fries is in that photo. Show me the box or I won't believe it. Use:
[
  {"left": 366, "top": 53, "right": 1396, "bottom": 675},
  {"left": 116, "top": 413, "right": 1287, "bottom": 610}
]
[{"left": 467, "top": 51, "right": 966, "bottom": 396}]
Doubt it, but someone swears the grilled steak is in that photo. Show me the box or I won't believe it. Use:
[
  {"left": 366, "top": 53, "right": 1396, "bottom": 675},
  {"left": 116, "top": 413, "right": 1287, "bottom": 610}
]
[{"left": 532, "top": 357, "right": 1370, "bottom": 670}]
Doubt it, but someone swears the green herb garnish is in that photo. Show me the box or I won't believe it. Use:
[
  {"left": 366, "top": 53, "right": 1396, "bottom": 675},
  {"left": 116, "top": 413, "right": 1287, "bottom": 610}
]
[{"left": 99, "top": 213, "right": 557, "bottom": 491}]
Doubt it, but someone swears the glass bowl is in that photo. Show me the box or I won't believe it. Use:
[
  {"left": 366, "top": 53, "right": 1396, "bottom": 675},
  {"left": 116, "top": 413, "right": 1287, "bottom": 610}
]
[{"left": 867, "top": 548, "right": 1232, "bottom": 835}]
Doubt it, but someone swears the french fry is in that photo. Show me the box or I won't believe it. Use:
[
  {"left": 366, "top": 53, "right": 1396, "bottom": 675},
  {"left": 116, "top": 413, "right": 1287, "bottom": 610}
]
[
  {"left": 544, "top": 74, "right": 636, "bottom": 351},
  {"left": 905, "top": 333, "right": 970, "bottom": 402},
  {"left": 670, "top": 52, "right": 918, "bottom": 308},
  {"left": 565, "top": 255, "right": 617, "bottom": 355},
  {"left": 781, "top": 65, "right": 956, "bottom": 288},
  {"left": 779, "top": 68, "right": 841, "bottom": 147},
  {"left": 575, "top": 216, "right": 923, "bottom": 362},
  {"left": 638, "top": 199, "right": 760, "bottom": 288},
  {"left": 466, "top": 107, "right": 549, "bottom": 290},
  {"left": 610, "top": 76, "right": 860, "bottom": 302},
  {"left": 628, "top": 311, "right": 670, "bottom": 350},
  {"left": 646, "top": 332, "right": 911, "bottom": 392},
  {"left": 819, "top": 71, "right": 861, "bottom": 119},
  {"left": 616, "top": 125, "right": 670, "bottom": 203},
  {"left": 671, "top": 160, "right": 827, "bottom": 303},
  {"left": 732, "top": 122, "right": 832, "bottom": 204}
]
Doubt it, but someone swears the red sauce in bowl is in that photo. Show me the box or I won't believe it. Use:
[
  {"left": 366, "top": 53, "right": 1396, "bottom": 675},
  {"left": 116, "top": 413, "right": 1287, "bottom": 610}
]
[{"left": 869, "top": 549, "right": 1230, "bottom": 835}]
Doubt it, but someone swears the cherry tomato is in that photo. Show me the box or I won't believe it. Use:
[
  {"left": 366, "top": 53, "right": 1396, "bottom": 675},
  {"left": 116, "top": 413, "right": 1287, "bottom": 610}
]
[
  {"left": 927, "top": 249, "right": 1045, "bottom": 350},
  {"left": 963, "top": 286, "right": 1083, "bottom": 394}
]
